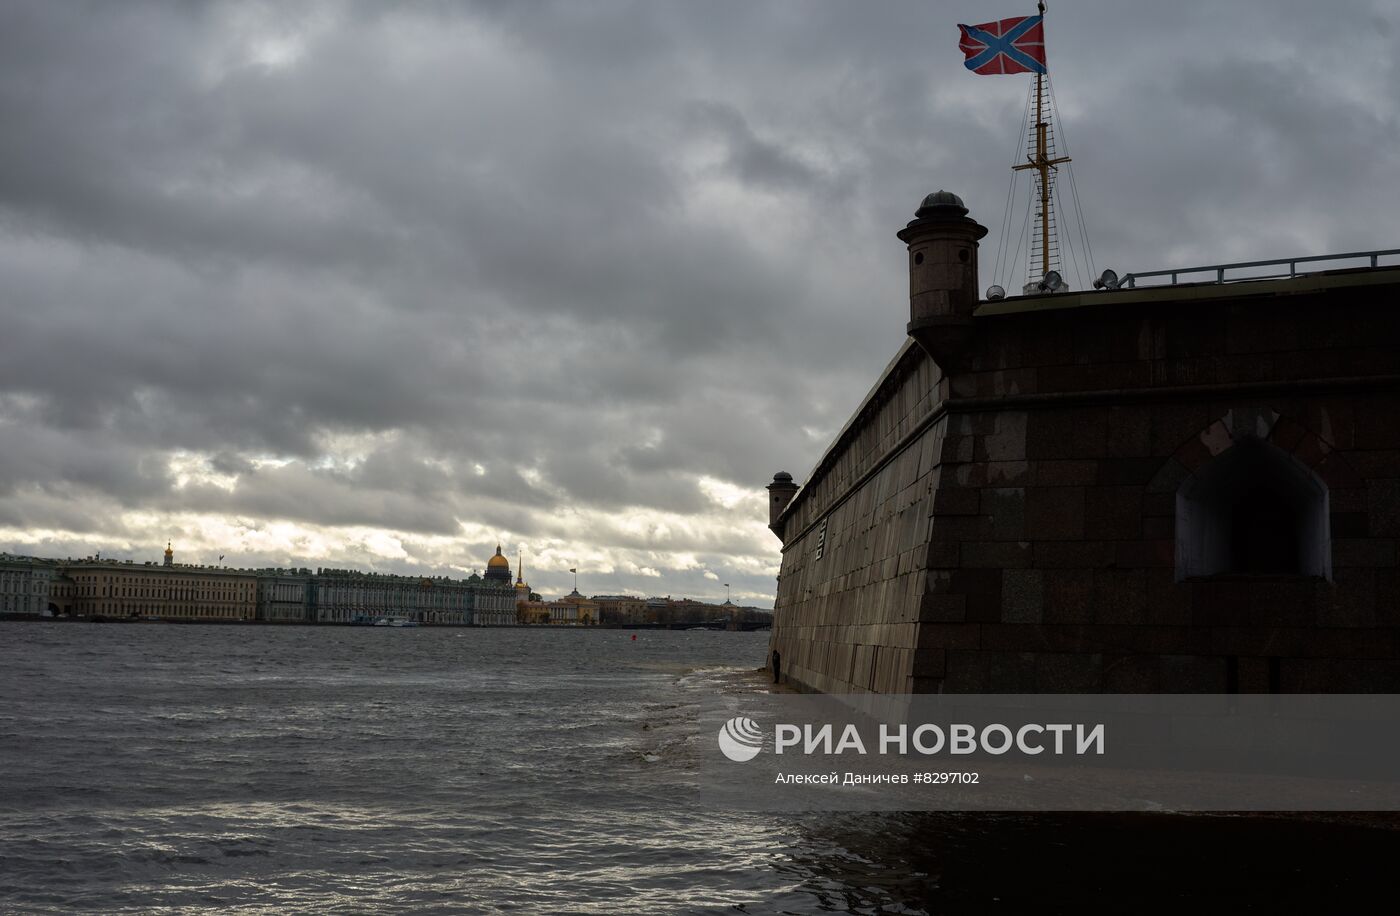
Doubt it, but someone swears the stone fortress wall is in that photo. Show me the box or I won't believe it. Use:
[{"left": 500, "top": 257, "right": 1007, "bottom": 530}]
[
  {"left": 768, "top": 192, "right": 1400, "bottom": 694},
  {"left": 768, "top": 346, "right": 946, "bottom": 693}
]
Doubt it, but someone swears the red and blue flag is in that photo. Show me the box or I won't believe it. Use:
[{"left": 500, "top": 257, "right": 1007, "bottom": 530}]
[{"left": 957, "top": 15, "right": 1047, "bottom": 75}]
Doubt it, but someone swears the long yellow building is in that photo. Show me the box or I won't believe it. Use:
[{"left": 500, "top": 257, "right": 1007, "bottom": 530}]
[{"left": 59, "top": 544, "right": 256, "bottom": 621}]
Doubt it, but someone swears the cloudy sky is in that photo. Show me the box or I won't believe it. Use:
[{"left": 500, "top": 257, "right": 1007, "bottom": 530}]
[{"left": 1, "top": 1, "right": 1397, "bottom": 605}]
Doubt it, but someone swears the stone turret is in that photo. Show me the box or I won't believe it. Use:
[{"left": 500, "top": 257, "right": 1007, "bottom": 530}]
[
  {"left": 895, "top": 190, "right": 988, "bottom": 370},
  {"left": 766, "top": 471, "right": 799, "bottom": 538}
]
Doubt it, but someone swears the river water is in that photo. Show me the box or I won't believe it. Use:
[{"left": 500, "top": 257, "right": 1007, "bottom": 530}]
[{"left": 3, "top": 623, "right": 1397, "bottom": 913}]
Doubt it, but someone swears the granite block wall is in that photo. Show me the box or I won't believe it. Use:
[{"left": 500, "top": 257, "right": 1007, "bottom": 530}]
[
  {"left": 772, "top": 272, "right": 1400, "bottom": 694},
  {"left": 914, "top": 282, "right": 1400, "bottom": 692},
  {"left": 769, "top": 345, "right": 948, "bottom": 693}
]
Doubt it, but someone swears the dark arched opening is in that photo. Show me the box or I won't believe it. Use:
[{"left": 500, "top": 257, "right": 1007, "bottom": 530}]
[{"left": 1176, "top": 437, "right": 1330, "bottom": 581}]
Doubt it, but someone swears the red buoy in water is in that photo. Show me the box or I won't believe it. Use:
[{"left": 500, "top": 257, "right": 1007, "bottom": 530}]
[{"left": 631, "top": 634, "right": 637, "bottom": 641}]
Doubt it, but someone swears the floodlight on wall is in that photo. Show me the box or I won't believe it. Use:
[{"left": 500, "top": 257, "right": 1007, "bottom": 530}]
[
  {"left": 985, "top": 285, "right": 1006, "bottom": 301},
  {"left": 1093, "top": 268, "right": 1121, "bottom": 290},
  {"left": 1037, "top": 270, "right": 1064, "bottom": 293}
]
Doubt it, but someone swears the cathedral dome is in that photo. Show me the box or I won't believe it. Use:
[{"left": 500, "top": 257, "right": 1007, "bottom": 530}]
[{"left": 484, "top": 544, "right": 512, "bottom": 582}]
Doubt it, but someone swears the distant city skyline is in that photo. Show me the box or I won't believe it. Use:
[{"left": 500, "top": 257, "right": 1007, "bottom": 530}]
[
  {"left": 1, "top": 2, "right": 1396, "bottom": 611},
  {"left": 4, "top": 541, "right": 772, "bottom": 626},
  {"left": 2, "top": 540, "right": 766, "bottom": 610}
]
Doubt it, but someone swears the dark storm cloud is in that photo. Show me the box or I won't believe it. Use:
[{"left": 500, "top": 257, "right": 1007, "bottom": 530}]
[
  {"left": 686, "top": 100, "right": 835, "bottom": 193},
  {"left": 2, "top": 0, "right": 1398, "bottom": 603}
]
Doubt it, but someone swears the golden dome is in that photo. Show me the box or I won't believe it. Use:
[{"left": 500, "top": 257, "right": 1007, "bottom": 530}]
[{"left": 487, "top": 545, "right": 510, "bottom": 569}]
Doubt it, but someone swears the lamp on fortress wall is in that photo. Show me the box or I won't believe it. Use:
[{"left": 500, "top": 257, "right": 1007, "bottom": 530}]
[{"left": 1093, "top": 268, "right": 1121, "bottom": 290}]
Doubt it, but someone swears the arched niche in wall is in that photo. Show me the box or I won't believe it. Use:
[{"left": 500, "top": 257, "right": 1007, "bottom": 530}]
[{"left": 1175, "top": 436, "right": 1330, "bottom": 581}]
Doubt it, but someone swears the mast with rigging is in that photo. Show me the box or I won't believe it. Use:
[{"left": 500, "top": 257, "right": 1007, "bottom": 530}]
[{"left": 1010, "top": 2, "right": 1071, "bottom": 283}]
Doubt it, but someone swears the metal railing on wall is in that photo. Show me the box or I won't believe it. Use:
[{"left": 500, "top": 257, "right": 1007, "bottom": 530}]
[{"left": 1119, "top": 249, "right": 1400, "bottom": 289}]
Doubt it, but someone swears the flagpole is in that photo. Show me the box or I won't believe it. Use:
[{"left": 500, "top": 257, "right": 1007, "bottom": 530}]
[
  {"left": 1012, "top": 0, "right": 1069, "bottom": 283},
  {"left": 1035, "top": 2, "right": 1044, "bottom": 278},
  {"left": 1036, "top": 70, "right": 1047, "bottom": 277},
  {"left": 1038, "top": 2, "right": 1049, "bottom": 277}
]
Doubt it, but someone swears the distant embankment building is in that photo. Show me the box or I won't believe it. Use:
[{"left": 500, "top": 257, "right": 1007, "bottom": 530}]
[
  {"left": 9, "top": 541, "right": 770, "bottom": 628},
  {"left": 57, "top": 544, "right": 258, "bottom": 621},
  {"left": 32, "top": 543, "right": 518, "bottom": 625},
  {"left": 766, "top": 191, "right": 1400, "bottom": 694},
  {"left": 0, "top": 554, "right": 56, "bottom": 617}
]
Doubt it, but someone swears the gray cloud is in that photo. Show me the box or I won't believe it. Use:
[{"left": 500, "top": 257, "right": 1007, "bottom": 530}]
[{"left": 2, "top": 0, "right": 1398, "bottom": 605}]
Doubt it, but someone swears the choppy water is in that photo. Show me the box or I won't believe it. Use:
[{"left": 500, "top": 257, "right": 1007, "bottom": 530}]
[{"left": 3, "top": 623, "right": 1399, "bottom": 914}]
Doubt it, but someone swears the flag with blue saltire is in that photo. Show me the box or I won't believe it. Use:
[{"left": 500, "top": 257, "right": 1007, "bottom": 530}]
[{"left": 957, "top": 15, "right": 1046, "bottom": 75}]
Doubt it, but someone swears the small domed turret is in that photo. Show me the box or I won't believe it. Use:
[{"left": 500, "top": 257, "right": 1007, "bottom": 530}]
[
  {"left": 915, "top": 190, "right": 968, "bottom": 218},
  {"left": 896, "top": 188, "right": 988, "bottom": 369},
  {"left": 766, "top": 471, "right": 800, "bottom": 540}
]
